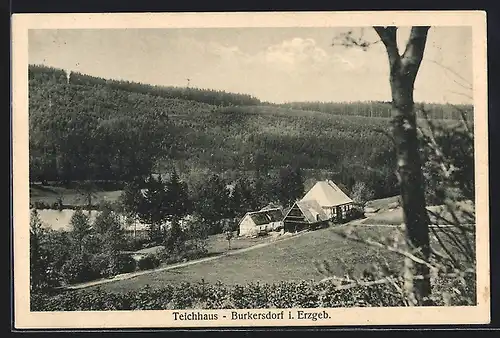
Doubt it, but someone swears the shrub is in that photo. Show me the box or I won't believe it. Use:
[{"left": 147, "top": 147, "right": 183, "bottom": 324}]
[
  {"left": 89, "top": 253, "right": 113, "bottom": 278},
  {"left": 60, "top": 254, "right": 97, "bottom": 284},
  {"left": 32, "top": 201, "right": 51, "bottom": 210},
  {"left": 158, "top": 239, "right": 209, "bottom": 265},
  {"left": 31, "top": 276, "right": 475, "bottom": 312},
  {"left": 346, "top": 207, "right": 364, "bottom": 221},
  {"left": 117, "top": 254, "right": 137, "bottom": 274},
  {"left": 123, "top": 237, "right": 151, "bottom": 251},
  {"left": 136, "top": 254, "right": 160, "bottom": 271},
  {"left": 30, "top": 279, "right": 415, "bottom": 311}
]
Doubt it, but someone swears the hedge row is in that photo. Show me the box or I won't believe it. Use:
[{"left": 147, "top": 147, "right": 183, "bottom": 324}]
[
  {"left": 30, "top": 201, "right": 101, "bottom": 210},
  {"left": 59, "top": 253, "right": 161, "bottom": 285},
  {"left": 31, "top": 280, "right": 407, "bottom": 311}
]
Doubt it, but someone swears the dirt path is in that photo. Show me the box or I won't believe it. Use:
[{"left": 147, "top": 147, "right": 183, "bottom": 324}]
[{"left": 63, "top": 230, "right": 310, "bottom": 291}]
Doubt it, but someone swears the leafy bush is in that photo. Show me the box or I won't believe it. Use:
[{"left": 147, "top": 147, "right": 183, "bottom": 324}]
[
  {"left": 123, "top": 237, "right": 151, "bottom": 251},
  {"left": 116, "top": 254, "right": 137, "bottom": 274},
  {"left": 29, "top": 279, "right": 409, "bottom": 311},
  {"left": 88, "top": 253, "right": 135, "bottom": 278},
  {"left": 31, "top": 275, "right": 475, "bottom": 312},
  {"left": 31, "top": 201, "right": 51, "bottom": 210},
  {"left": 89, "top": 253, "right": 113, "bottom": 278},
  {"left": 346, "top": 207, "right": 365, "bottom": 221},
  {"left": 430, "top": 274, "right": 476, "bottom": 306},
  {"left": 136, "top": 254, "right": 160, "bottom": 271},
  {"left": 60, "top": 254, "right": 97, "bottom": 284}
]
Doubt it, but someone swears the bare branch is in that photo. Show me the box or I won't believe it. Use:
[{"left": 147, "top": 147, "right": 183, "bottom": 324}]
[
  {"left": 319, "top": 275, "right": 401, "bottom": 290},
  {"left": 427, "top": 209, "right": 474, "bottom": 233},
  {"left": 336, "top": 229, "right": 436, "bottom": 270},
  {"left": 416, "top": 122, "right": 453, "bottom": 179},
  {"left": 319, "top": 269, "right": 475, "bottom": 291},
  {"left": 448, "top": 90, "right": 474, "bottom": 101},
  {"left": 450, "top": 104, "right": 474, "bottom": 134},
  {"left": 443, "top": 202, "right": 476, "bottom": 260},
  {"left": 429, "top": 225, "right": 462, "bottom": 268},
  {"left": 426, "top": 59, "right": 473, "bottom": 89},
  {"left": 332, "top": 29, "right": 381, "bottom": 51},
  {"left": 450, "top": 77, "right": 474, "bottom": 92}
]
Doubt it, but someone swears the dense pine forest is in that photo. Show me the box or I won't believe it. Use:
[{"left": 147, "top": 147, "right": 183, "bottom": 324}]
[
  {"left": 276, "top": 101, "right": 473, "bottom": 120},
  {"left": 28, "top": 64, "right": 472, "bottom": 201}
]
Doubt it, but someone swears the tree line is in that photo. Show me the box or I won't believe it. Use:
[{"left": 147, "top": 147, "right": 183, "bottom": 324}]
[
  {"left": 121, "top": 165, "right": 306, "bottom": 239},
  {"left": 274, "top": 101, "right": 474, "bottom": 121},
  {"left": 29, "top": 65, "right": 262, "bottom": 107},
  {"left": 29, "top": 165, "right": 308, "bottom": 291}
]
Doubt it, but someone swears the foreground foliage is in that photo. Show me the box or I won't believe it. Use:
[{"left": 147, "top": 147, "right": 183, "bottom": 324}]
[{"left": 31, "top": 276, "right": 475, "bottom": 311}]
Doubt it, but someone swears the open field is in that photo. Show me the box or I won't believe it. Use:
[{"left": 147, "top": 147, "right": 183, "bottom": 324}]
[
  {"left": 206, "top": 232, "right": 278, "bottom": 255},
  {"left": 134, "top": 233, "right": 285, "bottom": 258},
  {"left": 360, "top": 202, "right": 475, "bottom": 225},
  {"left": 88, "top": 225, "right": 403, "bottom": 293},
  {"left": 364, "top": 195, "right": 400, "bottom": 212}
]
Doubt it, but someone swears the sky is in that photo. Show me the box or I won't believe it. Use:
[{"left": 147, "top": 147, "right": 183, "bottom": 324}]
[{"left": 28, "top": 27, "right": 473, "bottom": 104}]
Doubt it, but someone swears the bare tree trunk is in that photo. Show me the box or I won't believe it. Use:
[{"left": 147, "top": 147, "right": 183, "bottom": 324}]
[
  {"left": 392, "top": 79, "right": 432, "bottom": 305},
  {"left": 374, "top": 26, "right": 432, "bottom": 305}
]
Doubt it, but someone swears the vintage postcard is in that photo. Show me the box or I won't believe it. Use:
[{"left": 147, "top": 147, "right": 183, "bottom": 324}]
[{"left": 12, "top": 11, "right": 490, "bottom": 329}]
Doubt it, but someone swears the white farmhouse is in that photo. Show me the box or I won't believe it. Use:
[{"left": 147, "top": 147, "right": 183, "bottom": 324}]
[
  {"left": 300, "top": 180, "right": 354, "bottom": 220},
  {"left": 238, "top": 208, "right": 284, "bottom": 237}
]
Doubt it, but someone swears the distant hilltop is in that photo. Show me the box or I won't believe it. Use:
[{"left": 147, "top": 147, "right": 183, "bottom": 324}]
[{"left": 29, "top": 64, "right": 473, "bottom": 121}]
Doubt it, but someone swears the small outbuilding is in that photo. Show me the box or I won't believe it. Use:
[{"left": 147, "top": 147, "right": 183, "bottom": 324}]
[
  {"left": 238, "top": 208, "right": 284, "bottom": 237},
  {"left": 282, "top": 200, "right": 329, "bottom": 233}
]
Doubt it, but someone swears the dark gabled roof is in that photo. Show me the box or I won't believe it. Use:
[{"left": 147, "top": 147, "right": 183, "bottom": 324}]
[
  {"left": 284, "top": 200, "right": 329, "bottom": 224},
  {"left": 265, "top": 209, "right": 285, "bottom": 222},
  {"left": 241, "top": 208, "right": 284, "bottom": 226}
]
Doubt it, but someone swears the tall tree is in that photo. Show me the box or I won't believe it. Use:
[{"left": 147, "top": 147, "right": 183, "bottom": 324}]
[
  {"left": 230, "top": 177, "right": 257, "bottom": 217},
  {"left": 194, "top": 174, "right": 231, "bottom": 235},
  {"left": 372, "top": 26, "right": 432, "bottom": 305},
  {"left": 139, "top": 174, "right": 169, "bottom": 243},
  {"left": 162, "top": 170, "right": 192, "bottom": 252},
  {"left": 120, "top": 178, "right": 145, "bottom": 216},
  {"left": 276, "top": 165, "right": 305, "bottom": 208},
  {"left": 92, "top": 206, "right": 126, "bottom": 276},
  {"left": 30, "top": 209, "right": 47, "bottom": 291},
  {"left": 165, "top": 170, "right": 192, "bottom": 224},
  {"left": 68, "top": 208, "right": 94, "bottom": 255}
]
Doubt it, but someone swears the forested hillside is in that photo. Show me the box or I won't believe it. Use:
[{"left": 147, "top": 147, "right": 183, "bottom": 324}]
[
  {"left": 276, "top": 101, "right": 473, "bottom": 120},
  {"left": 29, "top": 65, "right": 470, "bottom": 199}
]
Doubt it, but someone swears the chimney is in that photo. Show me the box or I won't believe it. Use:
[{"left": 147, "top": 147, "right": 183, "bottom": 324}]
[{"left": 327, "top": 180, "right": 337, "bottom": 190}]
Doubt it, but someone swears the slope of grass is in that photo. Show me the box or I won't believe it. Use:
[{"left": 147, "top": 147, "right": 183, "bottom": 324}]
[
  {"left": 90, "top": 225, "right": 403, "bottom": 293},
  {"left": 364, "top": 195, "right": 400, "bottom": 211},
  {"left": 361, "top": 202, "right": 475, "bottom": 225}
]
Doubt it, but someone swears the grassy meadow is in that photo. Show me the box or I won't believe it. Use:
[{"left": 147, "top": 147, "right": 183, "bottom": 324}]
[{"left": 88, "top": 225, "right": 403, "bottom": 292}]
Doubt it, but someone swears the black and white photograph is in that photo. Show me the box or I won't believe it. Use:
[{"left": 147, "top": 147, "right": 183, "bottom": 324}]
[{"left": 12, "top": 11, "right": 489, "bottom": 328}]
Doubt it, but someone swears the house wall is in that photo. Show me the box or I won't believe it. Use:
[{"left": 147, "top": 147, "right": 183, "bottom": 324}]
[
  {"left": 323, "top": 203, "right": 353, "bottom": 220},
  {"left": 238, "top": 215, "right": 259, "bottom": 237},
  {"left": 264, "top": 221, "right": 284, "bottom": 232},
  {"left": 323, "top": 207, "right": 335, "bottom": 219},
  {"left": 283, "top": 205, "right": 307, "bottom": 232}
]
